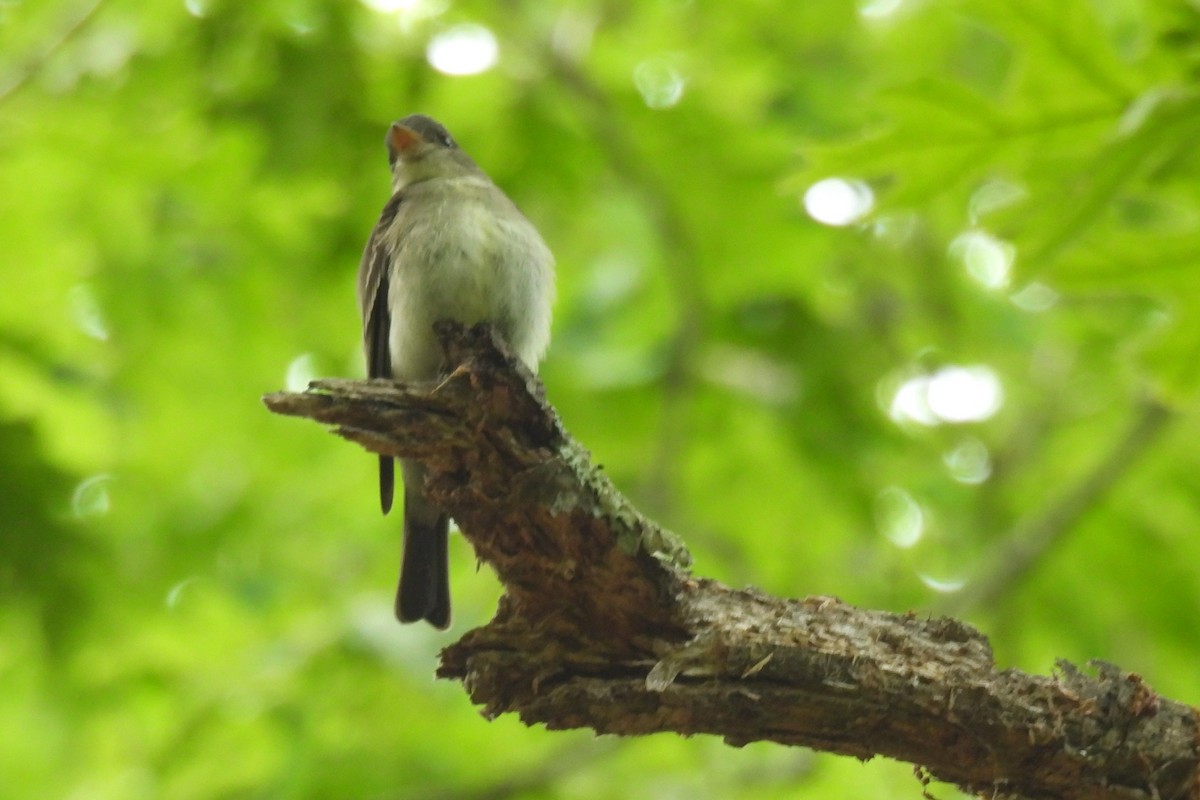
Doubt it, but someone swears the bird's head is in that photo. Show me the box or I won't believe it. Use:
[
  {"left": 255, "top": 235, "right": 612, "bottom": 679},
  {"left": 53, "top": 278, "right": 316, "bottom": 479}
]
[{"left": 386, "top": 114, "right": 480, "bottom": 189}]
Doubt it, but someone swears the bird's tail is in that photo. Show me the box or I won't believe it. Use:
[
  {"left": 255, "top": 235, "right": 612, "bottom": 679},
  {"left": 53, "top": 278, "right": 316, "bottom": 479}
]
[{"left": 396, "top": 461, "right": 451, "bottom": 628}]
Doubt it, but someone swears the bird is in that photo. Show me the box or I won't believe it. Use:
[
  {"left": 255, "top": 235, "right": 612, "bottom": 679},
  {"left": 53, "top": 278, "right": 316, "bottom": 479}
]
[{"left": 356, "top": 114, "right": 555, "bottom": 628}]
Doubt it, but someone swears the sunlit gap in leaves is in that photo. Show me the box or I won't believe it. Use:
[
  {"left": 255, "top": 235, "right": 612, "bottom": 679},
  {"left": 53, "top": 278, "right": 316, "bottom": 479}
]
[
  {"left": 633, "top": 57, "right": 687, "bottom": 109},
  {"left": 876, "top": 486, "right": 970, "bottom": 595},
  {"left": 357, "top": 0, "right": 451, "bottom": 37},
  {"left": 887, "top": 364, "right": 1002, "bottom": 428},
  {"left": 968, "top": 179, "right": 1026, "bottom": 222},
  {"left": 427, "top": 24, "right": 499, "bottom": 76},
  {"left": 285, "top": 353, "right": 317, "bottom": 392},
  {"left": 875, "top": 486, "right": 924, "bottom": 549},
  {"left": 960, "top": 180, "right": 1058, "bottom": 311},
  {"left": 803, "top": 178, "right": 874, "bottom": 227},
  {"left": 918, "top": 573, "right": 967, "bottom": 594},
  {"left": 360, "top": 0, "right": 445, "bottom": 16},
  {"left": 858, "top": 0, "right": 905, "bottom": 20},
  {"left": 943, "top": 438, "right": 992, "bottom": 485},
  {"left": 72, "top": 473, "right": 114, "bottom": 518},
  {"left": 881, "top": 367, "right": 998, "bottom": 594},
  {"left": 951, "top": 230, "right": 1014, "bottom": 291},
  {"left": 1010, "top": 281, "right": 1059, "bottom": 312}
]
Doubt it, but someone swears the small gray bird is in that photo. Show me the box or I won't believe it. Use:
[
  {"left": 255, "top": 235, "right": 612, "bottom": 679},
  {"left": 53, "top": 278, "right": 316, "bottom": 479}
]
[{"left": 356, "top": 115, "right": 555, "bottom": 628}]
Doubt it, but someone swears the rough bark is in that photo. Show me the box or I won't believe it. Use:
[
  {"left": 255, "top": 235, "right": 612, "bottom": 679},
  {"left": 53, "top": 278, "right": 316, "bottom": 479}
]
[{"left": 262, "top": 322, "right": 1200, "bottom": 800}]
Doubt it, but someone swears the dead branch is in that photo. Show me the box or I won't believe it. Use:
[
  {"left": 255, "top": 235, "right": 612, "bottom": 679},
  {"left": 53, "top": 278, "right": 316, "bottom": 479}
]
[{"left": 262, "top": 322, "right": 1200, "bottom": 800}]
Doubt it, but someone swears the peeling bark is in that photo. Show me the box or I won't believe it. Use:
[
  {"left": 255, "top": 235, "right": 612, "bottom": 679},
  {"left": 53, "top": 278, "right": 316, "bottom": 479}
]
[{"left": 263, "top": 322, "right": 1200, "bottom": 800}]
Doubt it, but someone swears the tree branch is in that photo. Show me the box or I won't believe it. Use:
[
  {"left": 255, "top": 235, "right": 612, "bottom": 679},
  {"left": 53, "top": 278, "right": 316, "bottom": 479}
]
[{"left": 262, "top": 322, "right": 1199, "bottom": 800}]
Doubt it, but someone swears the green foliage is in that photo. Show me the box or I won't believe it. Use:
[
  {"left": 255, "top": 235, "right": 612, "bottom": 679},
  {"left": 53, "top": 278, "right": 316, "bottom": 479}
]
[{"left": 3, "top": 0, "right": 1200, "bottom": 797}]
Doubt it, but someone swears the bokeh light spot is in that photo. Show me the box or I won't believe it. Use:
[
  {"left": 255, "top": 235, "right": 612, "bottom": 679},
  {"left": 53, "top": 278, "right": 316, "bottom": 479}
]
[
  {"left": 926, "top": 366, "right": 1002, "bottom": 423},
  {"left": 969, "top": 179, "right": 1026, "bottom": 222},
  {"left": 803, "top": 178, "right": 874, "bottom": 227},
  {"left": 1010, "top": 281, "right": 1059, "bottom": 312},
  {"left": 951, "top": 230, "right": 1014, "bottom": 290},
  {"left": 633, "top": 59, "right": 686, "bottom": 109},
  {"left": 859, "top": 0, "right": 904, "bottom": 19},
  {"left": 918, "top": 573, "right": 967, "bottom": 593},
  {"left": 71, "top": 473, "right": 114, "bottom": 518},
  {"left": 888, "top": 375, "right": 938, "bottom": 426},
  {"left": 184, "top": 0, "right": 212, "bottom": 17},
  {"left": 943, "top": 438, "right": 992, "bottom": 484},
  {"left": 286, "top": 353, "right": 317, "bottom": 392},
  {"left": 427, "top": 24, "right": 498, "bottom": 76},
  {"left": 890, "top": 365, "right": 1003, "bottom": 426},
  {"left": 875, "top": 486, "right": 924, "bottom": 548},
  {"left": 359, "top": 0, "right": 447, "bottom": 31}
]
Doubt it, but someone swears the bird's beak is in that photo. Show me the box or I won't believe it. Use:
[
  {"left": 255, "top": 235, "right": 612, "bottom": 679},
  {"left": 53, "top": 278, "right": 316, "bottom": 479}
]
[{"left": 387, "top": 123, "right": 425, "bottom": 165}]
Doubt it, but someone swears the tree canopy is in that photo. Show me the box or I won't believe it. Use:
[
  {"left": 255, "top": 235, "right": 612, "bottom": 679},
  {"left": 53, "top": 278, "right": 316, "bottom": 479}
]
[{"left": 2, "top": 0, "right": 1199, "bottom": 798}]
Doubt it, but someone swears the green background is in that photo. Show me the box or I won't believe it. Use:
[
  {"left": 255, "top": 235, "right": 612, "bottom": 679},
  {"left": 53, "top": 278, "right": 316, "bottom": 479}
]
[{"left": 3, "top": 0, "right": 1199, "bottom": 797}]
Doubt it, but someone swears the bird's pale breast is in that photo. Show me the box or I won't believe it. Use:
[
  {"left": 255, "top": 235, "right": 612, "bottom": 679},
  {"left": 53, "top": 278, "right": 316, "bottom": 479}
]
[{"left": 384, "top": 178, "right": 553, "bottom": 381}]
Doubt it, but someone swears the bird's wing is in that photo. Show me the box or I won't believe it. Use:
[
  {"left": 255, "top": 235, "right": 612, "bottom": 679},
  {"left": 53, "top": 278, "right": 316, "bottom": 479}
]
[
  {"left": 358, "top": 192, "right": 404, "bottom": 379},
  {"left": 357, "top": 192, "right": 404, "bottom": 513}
]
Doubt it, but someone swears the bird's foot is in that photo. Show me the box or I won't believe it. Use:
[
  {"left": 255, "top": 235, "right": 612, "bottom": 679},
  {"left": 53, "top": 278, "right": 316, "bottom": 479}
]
[{"left": 433, "top": 364, "right": 471, "bottom": 393}]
